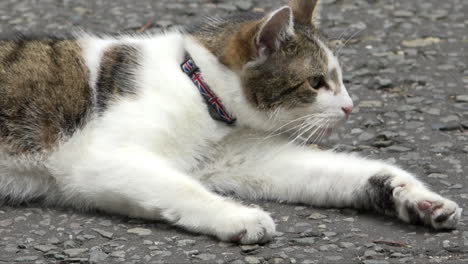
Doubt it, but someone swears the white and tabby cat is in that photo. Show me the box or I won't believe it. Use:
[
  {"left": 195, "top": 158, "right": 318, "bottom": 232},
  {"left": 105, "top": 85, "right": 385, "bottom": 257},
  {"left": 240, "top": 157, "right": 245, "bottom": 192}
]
[{"left": 0, "top": 0, "right": 461, "bottom": 244}]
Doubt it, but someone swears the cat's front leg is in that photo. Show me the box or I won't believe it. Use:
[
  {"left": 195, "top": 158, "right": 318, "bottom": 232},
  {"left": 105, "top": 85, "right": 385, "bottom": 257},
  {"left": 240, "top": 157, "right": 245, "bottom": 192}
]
[
  {"left": 359, "top": 167, "right": 461, "bottom": 229},
  {"left": 201, "top": 139, "right": 462, "bottom": 229},
  {"left": 49, "top": 147, "right": 275, "bottom": 244}
]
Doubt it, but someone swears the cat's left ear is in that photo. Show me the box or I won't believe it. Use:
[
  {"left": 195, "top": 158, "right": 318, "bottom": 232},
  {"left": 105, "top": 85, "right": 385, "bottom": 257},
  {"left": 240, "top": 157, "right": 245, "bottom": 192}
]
[
  {"left": 288, "top": 0, "right": 322, "bottom": 26},
  {"left": 255, "top": 6, "right": 294, "bottom": 58}
]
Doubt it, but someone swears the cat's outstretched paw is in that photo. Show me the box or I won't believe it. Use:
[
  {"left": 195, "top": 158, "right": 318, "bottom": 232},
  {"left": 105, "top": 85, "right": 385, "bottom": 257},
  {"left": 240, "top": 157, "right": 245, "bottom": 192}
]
[
  {"left": 215, "top": 206, "right": 276, "bottom": 244},
  {"left": 394, "top": 185, "right": 462, "bottom": 229}
]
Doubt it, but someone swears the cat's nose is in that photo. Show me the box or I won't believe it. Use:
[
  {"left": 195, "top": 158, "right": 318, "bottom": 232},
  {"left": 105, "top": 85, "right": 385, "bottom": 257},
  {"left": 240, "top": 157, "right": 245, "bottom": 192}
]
[{"left": 341, "top": 106, "right": 353, "bottom": 117}]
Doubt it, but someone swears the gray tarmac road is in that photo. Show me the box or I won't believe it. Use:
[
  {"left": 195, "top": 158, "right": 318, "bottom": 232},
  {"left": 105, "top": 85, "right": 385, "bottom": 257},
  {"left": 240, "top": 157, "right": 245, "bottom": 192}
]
[{"left": 0, "top": 0, "right": 467, "bottom": 263}]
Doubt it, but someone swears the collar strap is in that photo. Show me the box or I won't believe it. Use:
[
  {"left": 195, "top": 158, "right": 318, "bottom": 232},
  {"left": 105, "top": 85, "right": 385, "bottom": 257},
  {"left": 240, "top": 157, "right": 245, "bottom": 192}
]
[{"left": 181, "top": 53, "right": 236, "bottom": 125}]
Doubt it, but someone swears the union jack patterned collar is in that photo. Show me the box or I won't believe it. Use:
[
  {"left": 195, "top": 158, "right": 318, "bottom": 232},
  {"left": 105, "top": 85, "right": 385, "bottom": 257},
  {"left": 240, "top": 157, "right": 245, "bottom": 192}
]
[{"left": 181, "top": 53, "right": 236, "bottom": 125}]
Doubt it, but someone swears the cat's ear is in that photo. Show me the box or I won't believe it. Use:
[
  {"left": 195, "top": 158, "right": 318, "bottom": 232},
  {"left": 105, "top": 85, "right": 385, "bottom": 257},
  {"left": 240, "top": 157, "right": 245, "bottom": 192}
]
[
  {"left": 288, "top": 0, "right": 321, "bottom": 26},
  {"left": 255, "top": 6, "right": 294, "bottom": 58}
]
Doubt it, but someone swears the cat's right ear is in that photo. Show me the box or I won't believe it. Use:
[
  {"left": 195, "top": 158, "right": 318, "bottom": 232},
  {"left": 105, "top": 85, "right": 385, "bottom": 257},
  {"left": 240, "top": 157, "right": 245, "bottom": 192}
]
[{"left": 255, "top": 6, "right": 294, "bottom": 58}]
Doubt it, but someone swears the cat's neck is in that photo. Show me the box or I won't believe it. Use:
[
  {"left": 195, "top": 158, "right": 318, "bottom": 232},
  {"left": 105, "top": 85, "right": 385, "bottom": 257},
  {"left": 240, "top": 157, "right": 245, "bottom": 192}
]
[{"left": 182, "top": 35, "right": 272, "bottom": 131}]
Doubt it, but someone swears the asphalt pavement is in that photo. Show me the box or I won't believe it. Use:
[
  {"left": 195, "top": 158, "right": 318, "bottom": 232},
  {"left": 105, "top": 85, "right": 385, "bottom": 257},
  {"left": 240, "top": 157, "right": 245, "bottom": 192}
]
[{"left": 0, "top": 0, "right": 467, "bottom": 263}]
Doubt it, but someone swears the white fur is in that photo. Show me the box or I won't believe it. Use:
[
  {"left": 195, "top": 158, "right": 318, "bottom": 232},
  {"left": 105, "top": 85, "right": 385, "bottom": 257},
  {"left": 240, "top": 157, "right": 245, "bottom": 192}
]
[
  {"left": 0, "top": 20, "right": 461, "bottom": 243},
  {"left": 315, "top": 37, "right": 353, "bottom": 117}
]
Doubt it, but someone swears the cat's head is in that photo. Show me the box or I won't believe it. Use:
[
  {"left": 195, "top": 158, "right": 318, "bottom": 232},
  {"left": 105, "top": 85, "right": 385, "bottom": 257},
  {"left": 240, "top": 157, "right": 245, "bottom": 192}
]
[{"left": 197, "top": 0, "right": 353, "bottom": 141}]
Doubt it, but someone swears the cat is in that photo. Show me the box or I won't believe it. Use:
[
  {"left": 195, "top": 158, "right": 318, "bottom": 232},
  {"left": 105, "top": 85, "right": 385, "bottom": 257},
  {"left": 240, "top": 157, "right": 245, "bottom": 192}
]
[{"left": 0, "top": 0, "right": 462, "bottom": 245}]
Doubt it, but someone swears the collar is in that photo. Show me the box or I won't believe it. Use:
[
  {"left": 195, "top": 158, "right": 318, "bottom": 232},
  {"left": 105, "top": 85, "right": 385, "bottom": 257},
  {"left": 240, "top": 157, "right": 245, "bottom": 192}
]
[{"left": 181, "top": 53, "right": 236, "bottom": 125}]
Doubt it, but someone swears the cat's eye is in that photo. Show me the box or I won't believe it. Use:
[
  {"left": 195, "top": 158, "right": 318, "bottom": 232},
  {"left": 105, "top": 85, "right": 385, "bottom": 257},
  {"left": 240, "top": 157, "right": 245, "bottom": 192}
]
[{"left": 308, "top": 76, "right": 328, "bottom": 90}]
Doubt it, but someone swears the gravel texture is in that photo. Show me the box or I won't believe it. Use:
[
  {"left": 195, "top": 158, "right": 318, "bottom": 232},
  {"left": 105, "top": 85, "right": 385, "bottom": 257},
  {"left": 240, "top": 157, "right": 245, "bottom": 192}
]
[{"left": 1, "top": 0, "right": 468, "bottom": 263}]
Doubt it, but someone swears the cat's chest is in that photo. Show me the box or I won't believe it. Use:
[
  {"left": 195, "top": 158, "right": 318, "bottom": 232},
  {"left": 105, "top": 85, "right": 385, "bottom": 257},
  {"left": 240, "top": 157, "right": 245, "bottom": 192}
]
[
  {"left": 87, "top": 84, "right": 232, "bottom": 172},
  {"left": 148, "top": 108, "right": 233, "bottom": 171}
]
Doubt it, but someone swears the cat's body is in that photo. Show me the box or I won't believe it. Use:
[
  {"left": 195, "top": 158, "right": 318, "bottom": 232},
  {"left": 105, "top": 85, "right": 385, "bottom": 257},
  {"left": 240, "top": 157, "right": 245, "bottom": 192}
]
[{"left": 0, "top": 0, "right": 462, "bottom": 244}]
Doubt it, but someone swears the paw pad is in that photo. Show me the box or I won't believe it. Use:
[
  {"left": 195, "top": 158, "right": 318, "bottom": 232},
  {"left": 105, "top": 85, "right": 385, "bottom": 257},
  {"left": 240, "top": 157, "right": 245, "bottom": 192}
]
[{"left": 417, "top": 200, "right": 432, "bottom": 211}]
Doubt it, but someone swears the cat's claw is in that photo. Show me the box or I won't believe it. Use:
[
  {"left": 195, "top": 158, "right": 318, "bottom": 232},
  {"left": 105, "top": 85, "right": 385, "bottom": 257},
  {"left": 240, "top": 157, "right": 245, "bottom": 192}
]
[
  {"left": 394, "top": 185, "right": 462, "bottom": 229},
  {"left": 215, "top": 206, "right": 276, "bottom": 244}
]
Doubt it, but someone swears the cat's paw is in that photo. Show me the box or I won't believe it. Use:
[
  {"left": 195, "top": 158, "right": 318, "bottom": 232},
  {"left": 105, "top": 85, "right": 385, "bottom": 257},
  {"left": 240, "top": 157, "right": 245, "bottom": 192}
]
[
  {"left": 394, "top": 185, "right": 462, "bottom": 229},
  {"left": 215, "top": 206, "right": 276, "bottom": 244}
]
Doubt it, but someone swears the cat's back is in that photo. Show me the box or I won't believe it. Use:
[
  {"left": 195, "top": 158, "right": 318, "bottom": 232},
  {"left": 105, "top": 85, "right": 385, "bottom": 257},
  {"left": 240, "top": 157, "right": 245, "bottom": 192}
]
[
  {"left": 0, "top": 32, "right": 203, "bottom": 159},
  {"left": 0, "top": 35, "right": 93, "bottom": 154}
]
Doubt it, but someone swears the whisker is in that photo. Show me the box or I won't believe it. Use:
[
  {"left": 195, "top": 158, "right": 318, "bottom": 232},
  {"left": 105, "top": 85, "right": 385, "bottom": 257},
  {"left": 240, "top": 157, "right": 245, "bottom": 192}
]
[
  {"left": 332, "top": 26, "right": 350, "bottom": 52},
  {"left": 306, "top": 121, "right": 325, "bottom": 146},
  {"left": 247, "top": 112, "right": 337, "bottom": 163},
  {"left": 289, "top": 121, "right": 317, "bottom": 144},
  {"left": 268, "top": 107, "right": 282, "bottom": 123},
  {"left": 265, "top": 121, "right": 309, "bottom": 140},
  {"left": 316, "top": 121, "right": 330, "bottom": 144},
  {"left": 336, "top": 28, "right": 365, "bottom": 57},
  {"left": 264, "top": 118, "right": 324, "bottom": 160},
  {"left": 260, "top": 113, "right": 326, "bottom": 140},
  {"left": 298, "top": 117, "right": 326, "bottom": 144},
  {"left": 294, "top": 117, "right": 325, "bottom": 147}
]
